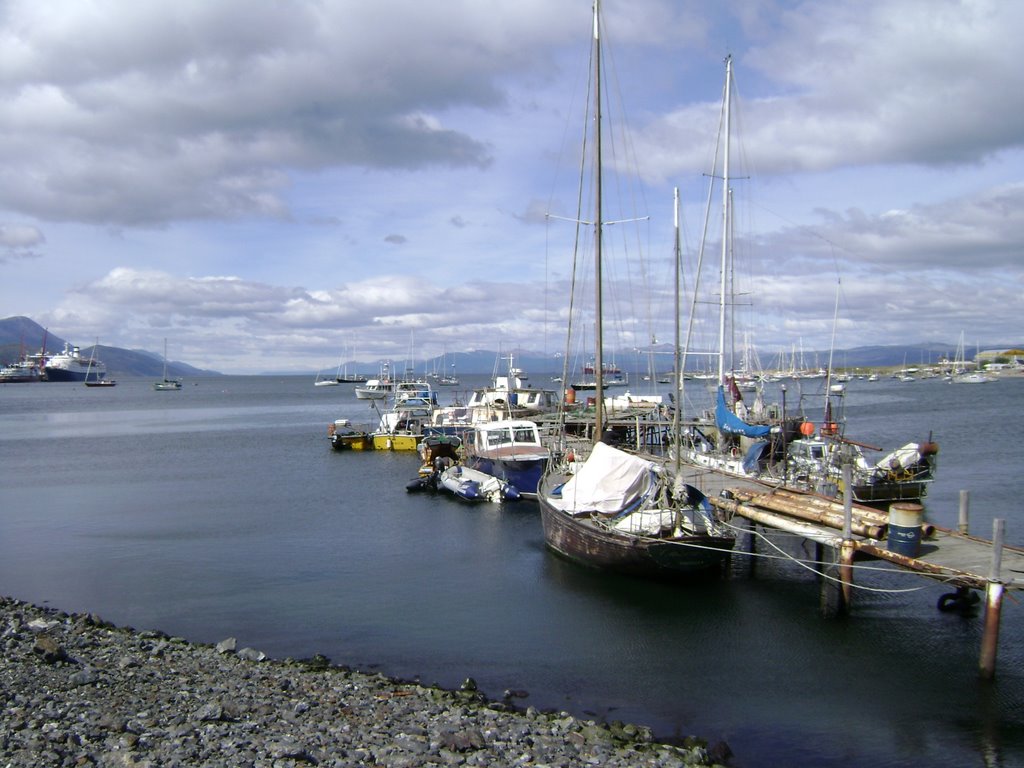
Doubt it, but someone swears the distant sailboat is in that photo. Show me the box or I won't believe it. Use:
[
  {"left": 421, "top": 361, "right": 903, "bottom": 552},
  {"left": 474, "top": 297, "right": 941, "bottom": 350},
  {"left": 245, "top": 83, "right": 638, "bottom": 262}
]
[
  {"left": 153, "top": 339, "right": 182, "bottom": 391},
  {"left": 950, "top": 332, "right": 992, "bottom": 383},
  {"left": 84, "top": 339, "right": 116, "bottom": 387},
  {"left": 314, "top": 366, "right": 340, "bottom": 387}
]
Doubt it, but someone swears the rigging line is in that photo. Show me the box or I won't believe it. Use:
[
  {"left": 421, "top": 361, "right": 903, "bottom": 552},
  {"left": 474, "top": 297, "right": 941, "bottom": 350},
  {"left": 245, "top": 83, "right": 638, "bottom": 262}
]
[
  {"left": 594, "top": 7, "right": 654, "bottom": 346},
  {"left": 747, "top": 198, "right": 848, "bottom": 277},
  {"left": 721, "top": 518, "right": 968, "bottom": 590}
]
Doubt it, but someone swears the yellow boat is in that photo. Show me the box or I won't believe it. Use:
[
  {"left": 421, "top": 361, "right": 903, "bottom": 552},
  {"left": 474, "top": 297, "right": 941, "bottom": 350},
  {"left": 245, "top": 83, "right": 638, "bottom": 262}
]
[
  {"left": 328, "top": 419, "right": 373, "bottom": 451},
  {"left": 369, "top": 381, "right": 437, "bottom": 451}
]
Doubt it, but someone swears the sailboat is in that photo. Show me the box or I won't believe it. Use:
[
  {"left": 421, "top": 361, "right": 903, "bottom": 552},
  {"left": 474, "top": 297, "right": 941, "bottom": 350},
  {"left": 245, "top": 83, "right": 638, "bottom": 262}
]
[
  {"left": 314, "top": 366, "right": 340, "bottom": 387},
  {"left": 84, "top": 339, "right": 116, "bottom": 387},
  {"left": 153, "top": 339, "right": 182, "bottom": 391},
  {"left": 949, "top": 331, "right": 991, "bottom": 383},
  {"left": 671, "top": 58, "right": 938, "bottom": 507},
  {"left": 536, "top": 1, "right": 735, "bottom": 579}
]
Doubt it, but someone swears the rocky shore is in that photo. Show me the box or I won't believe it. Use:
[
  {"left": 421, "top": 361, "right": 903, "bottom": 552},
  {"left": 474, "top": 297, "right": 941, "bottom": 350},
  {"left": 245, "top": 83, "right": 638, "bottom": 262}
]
[{"left": 1, "top": 596, "right": 729, "bottom": 767}]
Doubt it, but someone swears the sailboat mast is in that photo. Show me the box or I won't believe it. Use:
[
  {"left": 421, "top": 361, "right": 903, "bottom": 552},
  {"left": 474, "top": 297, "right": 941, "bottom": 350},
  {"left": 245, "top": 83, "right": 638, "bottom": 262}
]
[
  {"left": 673, "top": 187, "right": 682, "bottom": 472},
  {"left": 593, "top": 0, "right": 605, "bottom": 441},
  {"left": 717, "top": 55, "right": 732, "bottom": 386}
]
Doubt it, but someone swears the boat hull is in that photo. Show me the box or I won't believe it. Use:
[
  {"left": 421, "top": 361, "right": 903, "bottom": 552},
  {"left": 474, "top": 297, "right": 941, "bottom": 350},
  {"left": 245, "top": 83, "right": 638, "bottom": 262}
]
[
  {"left": 538, "top": 471, "right": 734, "bottom": 579},
  {"left": 331, "top": 434, "right": 372, "bottom": 451},
  {"left": 45, "top": 367, "right": 105, "bottom": 382},
  {"left": 439, "top": 465, "right": 520, "bottom": 503},
  {"left": 468, "top": 455, "right": 546, "bottom": 498},
  {"left": 372, "top": 433, "right": 423, "bottom": 451}
]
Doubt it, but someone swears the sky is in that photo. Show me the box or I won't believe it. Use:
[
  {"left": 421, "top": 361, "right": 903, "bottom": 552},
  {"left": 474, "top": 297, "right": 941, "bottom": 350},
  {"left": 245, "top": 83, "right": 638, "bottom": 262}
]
[{"left": 0, "top": 0, "right": 1021, "bottom": 374}]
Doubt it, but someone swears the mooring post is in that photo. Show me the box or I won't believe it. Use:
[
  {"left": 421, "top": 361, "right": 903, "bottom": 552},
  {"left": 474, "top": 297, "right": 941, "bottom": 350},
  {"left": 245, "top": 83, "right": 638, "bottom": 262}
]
[
  {"left": 818, "top": 542, "right": 850, "bottom": 618},
  {"left": 840, "top": 463, "right": 854, "bottom": 611},
  {"left": 979, "top": 518, "right": 1005, "bottom": 680},
  {"left": 958, "top": 490, "right": 970, "bottom": 535}
]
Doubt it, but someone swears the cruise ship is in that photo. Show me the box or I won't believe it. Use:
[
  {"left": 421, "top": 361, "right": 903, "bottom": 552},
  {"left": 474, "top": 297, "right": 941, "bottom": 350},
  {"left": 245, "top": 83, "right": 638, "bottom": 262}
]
[{"left": 43, "top": 342, "right": 107, "bottom": 382}]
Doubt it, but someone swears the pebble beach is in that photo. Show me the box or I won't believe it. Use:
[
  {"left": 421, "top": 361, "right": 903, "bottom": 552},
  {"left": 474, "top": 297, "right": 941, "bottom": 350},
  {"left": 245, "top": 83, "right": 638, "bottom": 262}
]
[{"left": 0, "top": 596, "right": 729, "bottom": 767}]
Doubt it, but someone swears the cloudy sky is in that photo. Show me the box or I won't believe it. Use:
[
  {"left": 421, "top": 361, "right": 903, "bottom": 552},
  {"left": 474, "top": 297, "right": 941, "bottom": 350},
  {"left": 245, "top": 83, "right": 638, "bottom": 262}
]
[{"left": 1, "top": 0, "right": 1021, "bottom": 374}]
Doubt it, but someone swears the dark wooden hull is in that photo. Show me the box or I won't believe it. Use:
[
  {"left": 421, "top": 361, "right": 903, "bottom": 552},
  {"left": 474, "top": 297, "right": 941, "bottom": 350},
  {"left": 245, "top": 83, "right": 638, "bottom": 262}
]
[{"left": 538, "top": 474, "right": 734, "bottom": 579}]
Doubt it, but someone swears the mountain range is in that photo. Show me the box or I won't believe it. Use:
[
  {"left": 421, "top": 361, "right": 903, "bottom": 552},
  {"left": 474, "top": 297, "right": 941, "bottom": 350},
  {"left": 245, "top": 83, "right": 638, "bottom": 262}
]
[
  {"left": 0, "top": 316, "right": 219, "bottom": 379},
  {"left": 2, "top": 315, "right": 1019, "bottom": 377}
]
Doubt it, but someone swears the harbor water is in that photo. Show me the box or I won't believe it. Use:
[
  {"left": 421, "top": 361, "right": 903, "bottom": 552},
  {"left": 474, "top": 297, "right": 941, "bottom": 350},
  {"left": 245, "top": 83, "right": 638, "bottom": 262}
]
[{"left": 1, "top": 373, "right": 1021, "bottom": 767}]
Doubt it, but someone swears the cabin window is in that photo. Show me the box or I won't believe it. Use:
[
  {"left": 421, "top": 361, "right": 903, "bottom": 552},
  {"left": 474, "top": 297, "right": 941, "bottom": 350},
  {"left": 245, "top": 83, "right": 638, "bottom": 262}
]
[
  {"left": 513, "top": 427, "right": 536, "bottom": 443},
  {"left": 491, "top": 428, "right": 512, "bottom": 446}
]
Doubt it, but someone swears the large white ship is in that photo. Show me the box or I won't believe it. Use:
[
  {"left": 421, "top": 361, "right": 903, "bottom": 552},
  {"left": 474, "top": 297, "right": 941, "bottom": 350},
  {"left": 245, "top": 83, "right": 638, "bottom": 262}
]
[{"left": 43, "top": 342, "right": 107, "bottom": 382}]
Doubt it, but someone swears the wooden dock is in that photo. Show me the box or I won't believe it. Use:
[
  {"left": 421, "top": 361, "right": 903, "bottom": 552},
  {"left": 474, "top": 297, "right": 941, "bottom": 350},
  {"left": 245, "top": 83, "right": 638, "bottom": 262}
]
[{"left": 674, "top": 463, "right": 1021, "bottom": 678}]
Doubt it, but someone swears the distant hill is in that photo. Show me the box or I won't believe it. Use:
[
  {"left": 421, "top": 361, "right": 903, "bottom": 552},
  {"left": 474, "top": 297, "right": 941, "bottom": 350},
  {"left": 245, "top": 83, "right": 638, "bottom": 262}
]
[
  {"left": 4, "top": 314, "right": 1019, "bottom": 377},
  {"left": 0, "top": 316, "right": 221, "bottom": 378}
]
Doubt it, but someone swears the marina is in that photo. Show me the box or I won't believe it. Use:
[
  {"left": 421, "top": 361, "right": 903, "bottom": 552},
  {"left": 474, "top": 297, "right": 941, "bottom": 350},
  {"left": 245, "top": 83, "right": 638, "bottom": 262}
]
[{"left": 0, "top": 373, "right": 1021, "bottom": 768}]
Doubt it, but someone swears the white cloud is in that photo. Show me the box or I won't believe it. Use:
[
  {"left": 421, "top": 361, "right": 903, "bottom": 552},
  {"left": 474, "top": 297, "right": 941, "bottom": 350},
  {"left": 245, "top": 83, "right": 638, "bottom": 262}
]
[{"left": 1, "top": 0, "right": 1022, "bottom": 371}]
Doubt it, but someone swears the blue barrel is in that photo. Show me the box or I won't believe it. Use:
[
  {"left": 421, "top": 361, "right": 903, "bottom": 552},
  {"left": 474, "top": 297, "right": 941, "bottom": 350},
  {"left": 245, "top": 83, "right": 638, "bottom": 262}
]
[{"left": 888, "top": 502, "right": 924, "bottom": 557}]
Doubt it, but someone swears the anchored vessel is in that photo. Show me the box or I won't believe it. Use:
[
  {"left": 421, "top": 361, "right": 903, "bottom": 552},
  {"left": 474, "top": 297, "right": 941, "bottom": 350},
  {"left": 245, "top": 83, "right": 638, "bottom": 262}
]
[{"left": 44, "top": 342, "right": 107, "bottom": 382}]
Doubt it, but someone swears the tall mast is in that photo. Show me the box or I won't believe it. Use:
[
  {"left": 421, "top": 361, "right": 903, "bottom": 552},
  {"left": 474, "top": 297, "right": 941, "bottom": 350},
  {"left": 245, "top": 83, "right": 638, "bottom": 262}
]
[
  {"left": 717, "top": 55, "right": 732, "bottom": 386},
  {"left": 673, "top": 187, "right": 681, "bottom": 472},
  {"left": 593, "top": 0, "right": 605, "bottom": 441}
]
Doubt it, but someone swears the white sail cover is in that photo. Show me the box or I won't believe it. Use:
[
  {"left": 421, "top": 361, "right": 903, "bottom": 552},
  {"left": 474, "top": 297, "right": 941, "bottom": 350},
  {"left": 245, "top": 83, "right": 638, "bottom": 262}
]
[{"left": 557, "top": 442, "right": 657, "bottom": 514}]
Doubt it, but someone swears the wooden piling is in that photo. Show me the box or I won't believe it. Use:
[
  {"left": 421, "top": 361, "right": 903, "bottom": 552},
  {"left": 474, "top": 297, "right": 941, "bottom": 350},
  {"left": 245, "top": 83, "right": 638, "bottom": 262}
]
[
  {"left": 980, "top": 519, "right": 1006, "bottom": 679},
  {"left": 959, "top": 490, "right": 970, "bottom": 535}
]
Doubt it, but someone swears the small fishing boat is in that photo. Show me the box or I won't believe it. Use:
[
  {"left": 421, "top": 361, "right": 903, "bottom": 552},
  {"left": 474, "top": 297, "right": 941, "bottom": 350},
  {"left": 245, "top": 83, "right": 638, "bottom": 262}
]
[
  {"left": 465, "top": 419, "right": 549, "bottom": 498},
  {"left": 406, "top": 435, "right": 463, "bottom": 492},
  {"left": 355, "top": 361, "right": 394, "bottom": 400},
  {"left": 370, "top": 382, "right": 437, "bottom": 451},
  {"left": 327, "top": 419, "right": 372, "bottom": 451}
]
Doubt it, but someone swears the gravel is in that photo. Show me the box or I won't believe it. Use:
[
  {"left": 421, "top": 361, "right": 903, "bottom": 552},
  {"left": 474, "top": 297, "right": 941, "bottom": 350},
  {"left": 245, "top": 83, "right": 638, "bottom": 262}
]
[{"left": 0, "top": 596, "right": 730, "bottom": 767}]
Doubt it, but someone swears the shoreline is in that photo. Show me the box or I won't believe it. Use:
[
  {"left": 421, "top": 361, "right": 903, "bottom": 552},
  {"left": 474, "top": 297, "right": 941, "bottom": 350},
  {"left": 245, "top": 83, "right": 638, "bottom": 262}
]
[{"left": 1, "top": 596, "right": 729, "bottom": 766}]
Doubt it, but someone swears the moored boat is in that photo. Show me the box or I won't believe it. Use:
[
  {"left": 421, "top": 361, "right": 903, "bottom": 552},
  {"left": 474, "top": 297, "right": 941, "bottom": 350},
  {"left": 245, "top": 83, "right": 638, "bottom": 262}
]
[
  {"left": 0, "top": 359, "right": 42, "bottom": 383},
  {"left": 355, "top": 361, "right": 394, "bottom": 400},
  {"left": 539, "top": 442, "right": 734, "bottom": 577},
  {"left": 464, "top": 355, "right": 559, "bottom": 423},
  {"left": 327, "top": 419, "right": 372, "bottom": 451},
  {"left": 437, "top": 464, "right": 521, "bottom": 503},
  {"left": 465, "top": 419, "right": 549, "bottom": 498},
  {"left": 153, "top": 339, "right": 182, "bottom": 391},
  {"left": 536, "top": 1, "right": 734, "bottom": 579},
  {"left": 370, "top": 381, "right": 437, "bottom": 451}
]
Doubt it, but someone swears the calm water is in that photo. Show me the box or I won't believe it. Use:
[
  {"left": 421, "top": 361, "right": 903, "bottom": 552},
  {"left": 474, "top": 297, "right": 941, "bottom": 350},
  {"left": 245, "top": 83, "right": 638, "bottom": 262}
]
[{"left": 1, "top": 374, "right": 1022, "bottom": 767}]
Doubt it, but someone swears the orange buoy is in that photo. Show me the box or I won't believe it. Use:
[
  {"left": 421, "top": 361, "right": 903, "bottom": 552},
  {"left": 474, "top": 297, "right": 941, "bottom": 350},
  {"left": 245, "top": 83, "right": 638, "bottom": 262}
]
[
  {"left": 799, "top": 421, "right": 815, "bottom": 437},
  {"left": 565, "top": 387, "right": 576, "bottom": 404}
]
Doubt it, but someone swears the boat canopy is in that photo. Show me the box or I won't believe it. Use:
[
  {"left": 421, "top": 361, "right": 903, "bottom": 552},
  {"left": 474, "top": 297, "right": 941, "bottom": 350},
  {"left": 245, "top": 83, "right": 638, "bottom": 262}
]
[
  {"left": 715, "top": 386, "right": 771, "bottom": 438},
  {"left": 555, "top": 442, "right": 657, "bottom": 515}
]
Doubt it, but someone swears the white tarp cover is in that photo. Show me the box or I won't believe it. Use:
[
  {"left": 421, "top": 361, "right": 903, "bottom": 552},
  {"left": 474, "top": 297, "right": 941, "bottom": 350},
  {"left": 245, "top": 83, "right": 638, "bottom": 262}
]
[{"left": 558, "top": 442, "right": 656, "bottom": 514}]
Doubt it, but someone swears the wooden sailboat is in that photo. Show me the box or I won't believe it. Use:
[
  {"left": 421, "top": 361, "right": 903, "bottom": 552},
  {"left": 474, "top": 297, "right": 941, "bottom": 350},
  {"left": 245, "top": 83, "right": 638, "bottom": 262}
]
[
  {"left": 536, "top": 1, "right": 735, "bottom": 579},
  {"left": 153, "top": 339, "right": 182, "bottom": 391}
]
